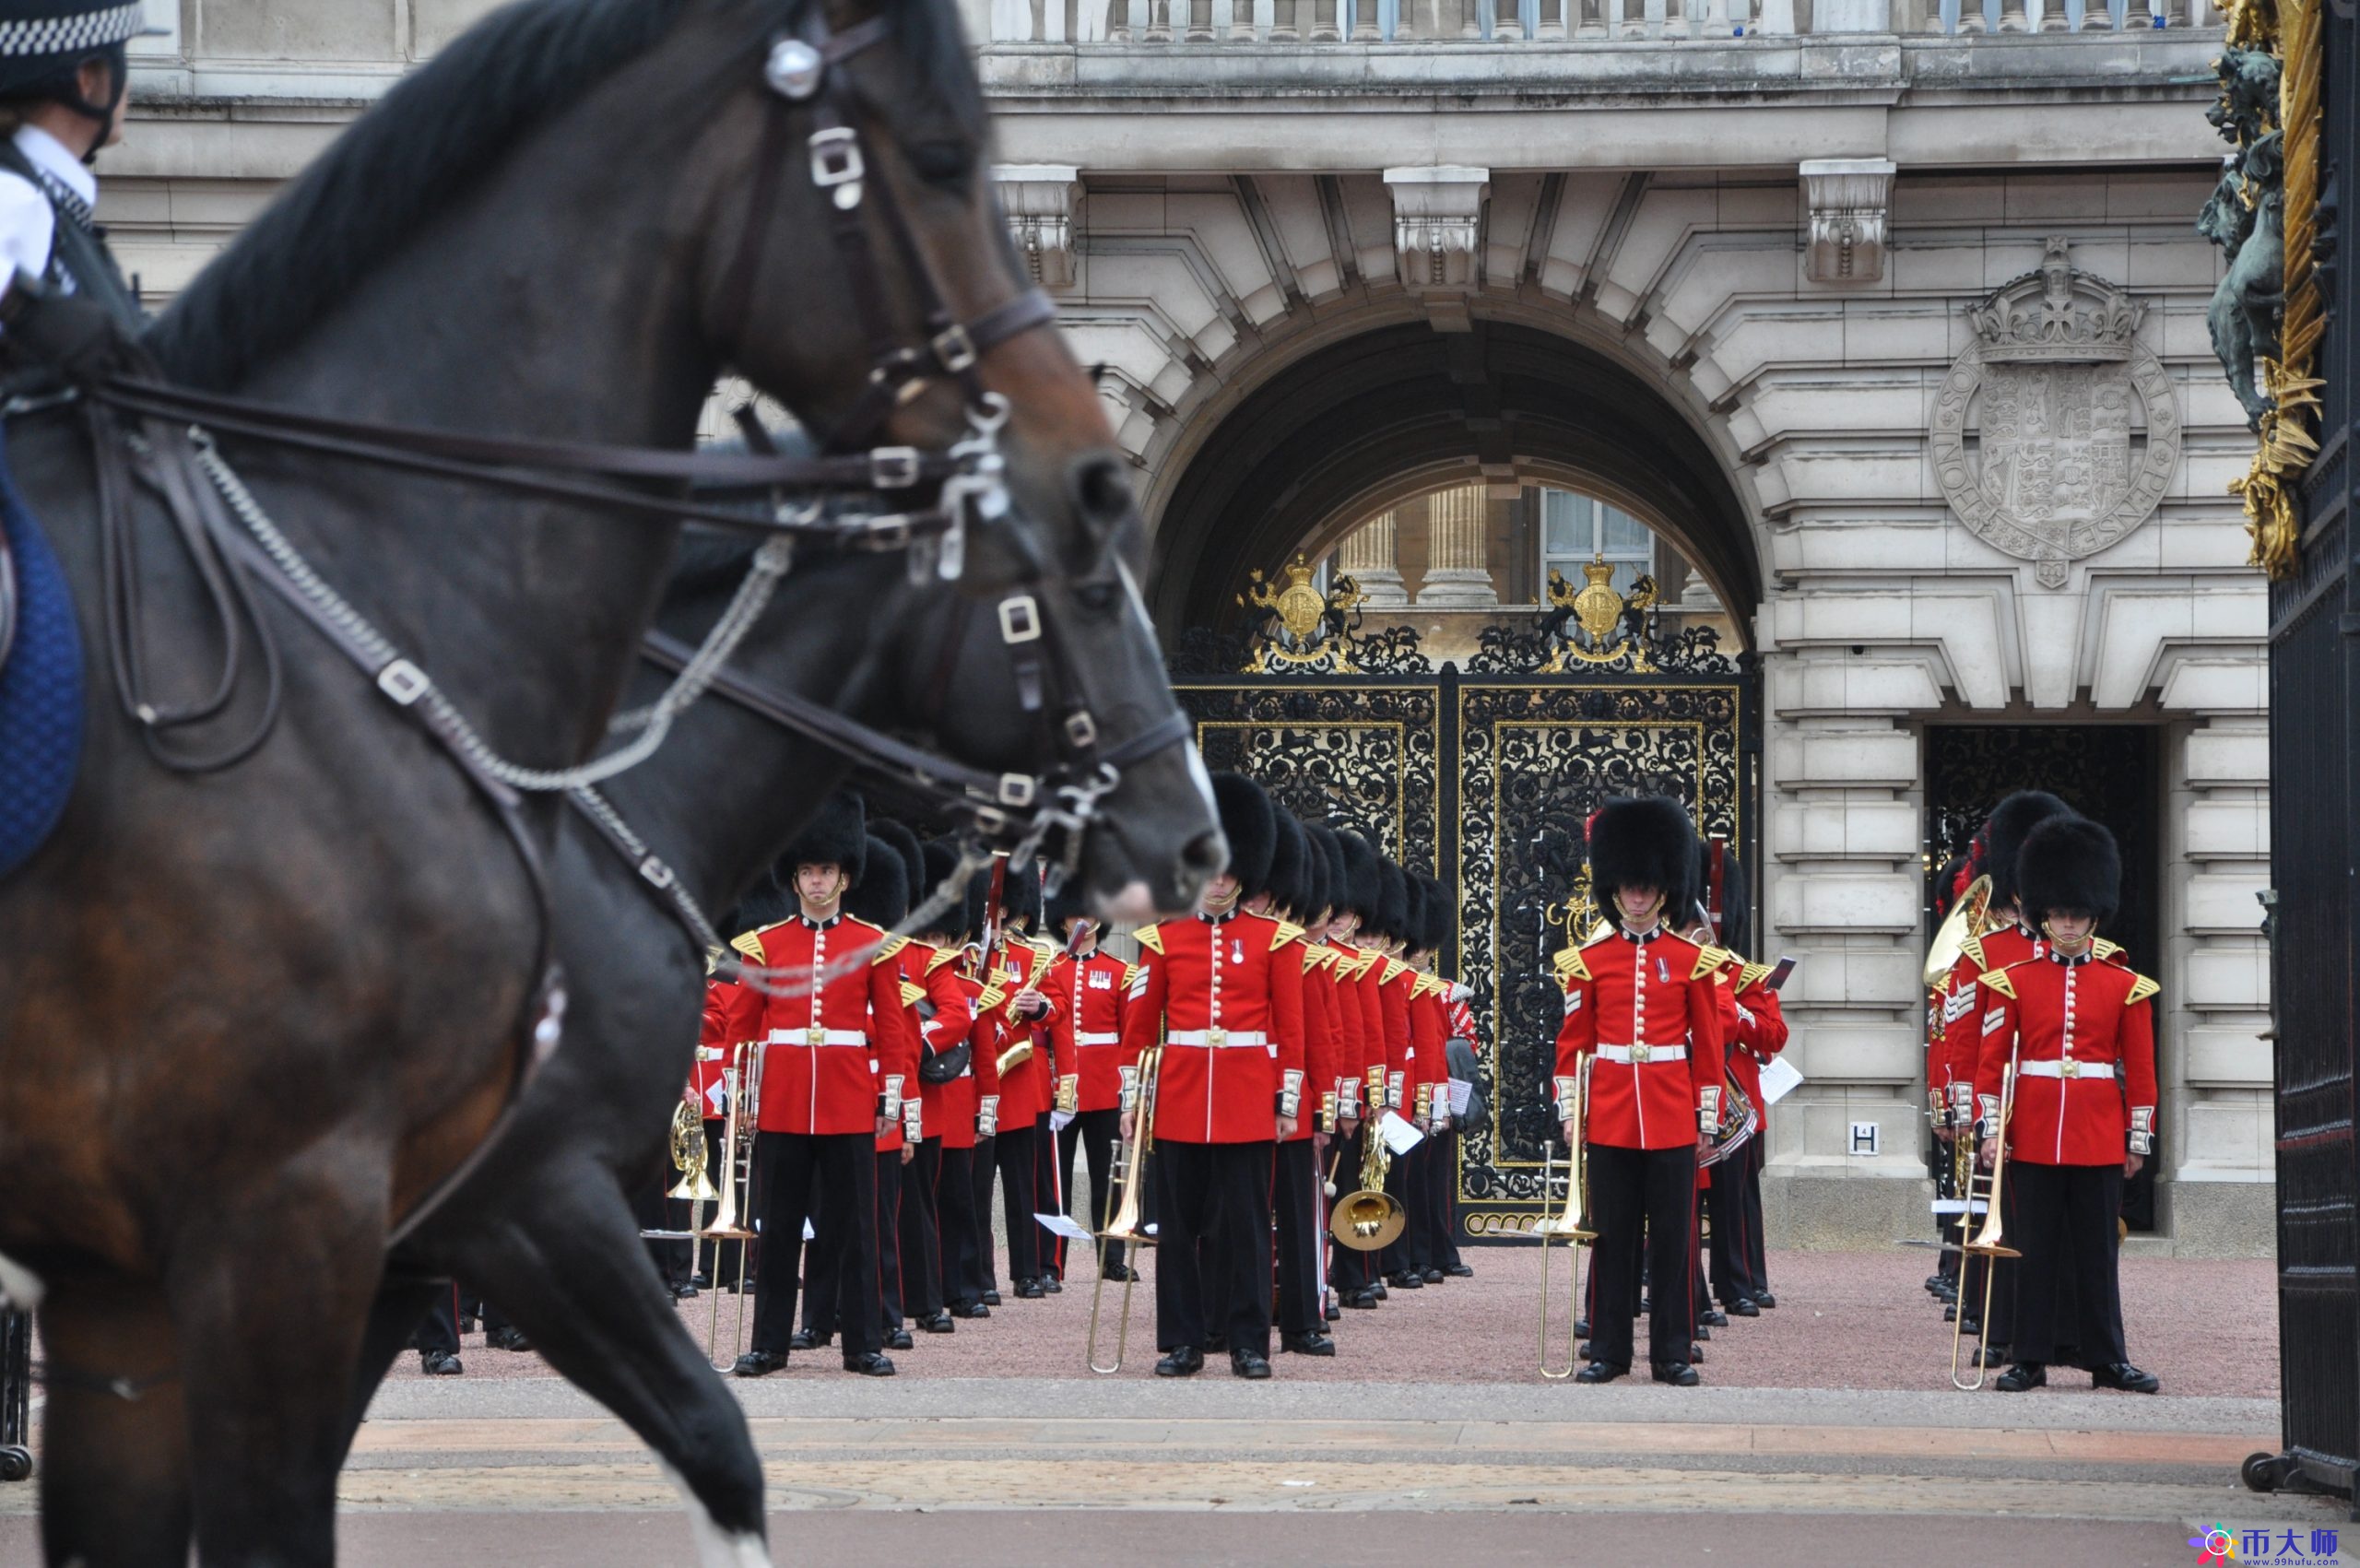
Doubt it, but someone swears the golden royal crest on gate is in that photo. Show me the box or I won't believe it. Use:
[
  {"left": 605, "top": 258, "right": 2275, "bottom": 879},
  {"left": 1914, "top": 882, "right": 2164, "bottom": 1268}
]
[
  {"left": 1238, "top": 553, "right": 1370, "bottom": 673},
  {"left": 1540, "top": 555, "right": 1660, "bottom": 673}
]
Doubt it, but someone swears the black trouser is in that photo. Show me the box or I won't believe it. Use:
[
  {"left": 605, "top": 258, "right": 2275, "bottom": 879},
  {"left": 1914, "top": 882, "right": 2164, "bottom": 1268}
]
[
  {"left": 993, "top": 1123, "right": 1043, "bottom": 1283},
  {"left": 1033, "top": 1114, "right": 1068, "bottom": 1279},
  {"left": 803, "top": 1149, "right": 905, "bottom": 1337},
  {"left": 412, "top": 1281, "right": 511, "bottom": 1355},
  {"left": 2007, "top": 1161, "right": 2129, "bottom": 1369},
  {"left": 1325, "top": 1125, "right": 1375, "bottom": 1297},
  {"left": 1416, "top": 1129, "right": 1453, "bottom": 1271},
  {"left": 1706, "top": 1148, "right": 1759, "bottom": 1304},
  {"left": 1379, "top": 1132, "right": 1416, "bottom": 1280},
  {"left": 1437, "top": 1129, "right": 1466, "bottom": 1268},
  {"left": 1740, "top": 1133, "right": 1768, "bottom": 1292},
  {"left": 1059, "top": 1106, "right": 1124, "bottom": 1277},
  {"left": 938, "top": 1144, "right": 988, "bottom": 1307},
  {"left": 1273, "top": 1137, "right": 1324, "bottom": 1336},
  {"left": 1587, "top": 1142, "right": 1699, "bottom": 1371},
  {"left": 902, "top": 1136, "right": 946, "bottom": 1318},
  {"left": 1155, "top": 1139, "right": 1276, "bottom": 1358},
  {"left": 970, "top": 1135, "right": 1001, "bottom": 1294},
  {"left": 749, "top": 1129, "right": 880, "bottom": 1359}
]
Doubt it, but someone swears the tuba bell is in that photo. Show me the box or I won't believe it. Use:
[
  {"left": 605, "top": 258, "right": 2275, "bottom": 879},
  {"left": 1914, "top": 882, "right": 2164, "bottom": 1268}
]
[
  {"left": 1328, "top": 1092, "right": 1407, "bottom": 1254},
  {"left": 1923, "top": 874, "right": 1994, "bottom": 989},
  {"left": 666, "top": 1100, "right": 720, "bottom": 1201}
]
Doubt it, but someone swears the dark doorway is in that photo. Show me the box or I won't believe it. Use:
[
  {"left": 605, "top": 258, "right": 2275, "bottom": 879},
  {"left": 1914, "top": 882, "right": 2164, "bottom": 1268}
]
[{"left": 1924, "top": 724, "right": 2164, "bottom": 1231}]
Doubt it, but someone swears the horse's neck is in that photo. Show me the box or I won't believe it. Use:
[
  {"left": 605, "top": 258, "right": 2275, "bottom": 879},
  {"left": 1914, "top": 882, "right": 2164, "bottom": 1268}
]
[
  {"left": 239, "top": 97, "right": 726, "bottom": 760},
  {"left": 603, "top": 572, "right": 909, "bottom": 918}
]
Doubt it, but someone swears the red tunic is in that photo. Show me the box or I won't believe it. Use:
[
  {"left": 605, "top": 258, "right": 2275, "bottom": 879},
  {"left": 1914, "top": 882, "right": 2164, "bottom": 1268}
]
[
  {"left": 1407, "top": 977, "right": 1448, "bottom": 1122},
  {"left": 1046, "top": 949, "right": 1130, "bottom": 1114},
  {"left": 720, "top": 914, "right": 908, "bottom": 1137},
  {"left": 1293, "top": 944, "right": 1339, "bottom": 1140},
  {"left": 985, "top": 937, "right": 1060, "bottom": 1127},
  {"left": 1552, "top": 928, "right": 1726, "bottom": 1151},
  {"left": 695, "top": 975, "right": 738, "bottom": 1123},
  {"left": 932, "top": 968, "right": 1003, "bottom": 1150},
  {"left": 1118, "top": 910, "right": 1307, "bottom": 1145},
  {"left": 1975, "top": 950, "right": 2158, "bottom": 1167},
  {"left": 1720, "top": 959, "right": 1788, "bottom": 1130}
]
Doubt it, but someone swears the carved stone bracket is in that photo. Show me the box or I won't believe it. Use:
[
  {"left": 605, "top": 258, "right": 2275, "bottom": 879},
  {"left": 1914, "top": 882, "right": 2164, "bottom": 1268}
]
[
  {"left": 994, "top": 164, "right": 1081, "bottom": 289},
  {"left": 1384, "top": 166, "right": 1490, "bottom": 292},
  {"left": 1800, "top": 157, "right": 1896, "bottom": 285}
]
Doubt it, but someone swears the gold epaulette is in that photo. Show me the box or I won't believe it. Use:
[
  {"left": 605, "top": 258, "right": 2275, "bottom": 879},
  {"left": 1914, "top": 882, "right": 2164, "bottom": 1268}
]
[
  {"left": 1958, "top": 933, "right": 1987, "bottom": 973},
  {"left": 729, "top": 928, "right": 770, "bottom": 961},
  {"left": 2092, "top": 937, "right": 2122, "bottom": 960},
  {"left": 1553, "top": 945, "right": 1591, "bottom": 984},
  {"left": 1712, "top": 971, "right": 1730, "bottom": 986},
  {"left": 1353, "top": 950, "right": 1383, "bottom": 980},
  {"left": 1122, "top": 962, "right": 1142, "bottom": 990},
  {"left": 1691, "top": 945, "right": 1732, "bottom": 980},
  {"left": 1380, "top": 957, "right": 1409, "bottom": 984},
  {"left": 1030, "top": 937, "right": 1058, "bottom": 966},
  {"left": 1978, "top": 968, "right": 2016, "bottom": 999},
  {"left": 2125, "top": 972, "right": 2160, "bottom": 1006},
  {"left": 899, "top": 979, "right": 926, "bottom": 1008},
  {"left": 926, "top": 945, "right": 960, "bottom": 974},
  {"left": 870, "top": 934, "right": 908, "bottom": 966},
  {"left": 1134, "top": 925, "right": 1164, "bottom": 955},
  {"left": 1272, "top": 919, "right": 1306, "bottom": 950},
  {"left": 978, "top": 981, "right": 1008, "bottom": 1011},
  {"left": 1739, "top": 961, "right": 1773, "bottom": 991}
]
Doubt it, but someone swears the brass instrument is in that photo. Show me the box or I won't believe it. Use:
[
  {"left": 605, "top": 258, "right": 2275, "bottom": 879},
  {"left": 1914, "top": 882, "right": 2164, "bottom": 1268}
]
[
  {"left": 666, "top": 1100, "right": 719, "bottom": 1201},
  {"left": 1087, "top": 1047, "right": 1159, "bottom": 1374},
  {"left": 1951, "top": 1062, "right": 2021, "bottom": 1391},
  {"left": 1538, "top": 1055, "right": 1596, "bottom": 1380},
  {"left": 697, "top": 1040, "right": 762, "bottom": 1372},
  {"left": 1328, "top": 1101, "right": 1407, "bottom": 1254},
  {"left": 1923, "top": 874, "right": 1994, "bottom": 989}
]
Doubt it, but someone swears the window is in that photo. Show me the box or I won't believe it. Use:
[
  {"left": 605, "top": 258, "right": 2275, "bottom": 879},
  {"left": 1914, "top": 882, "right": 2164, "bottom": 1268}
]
[{"left": 1538, "top": 489, "right": 1654, "bottom": 600}]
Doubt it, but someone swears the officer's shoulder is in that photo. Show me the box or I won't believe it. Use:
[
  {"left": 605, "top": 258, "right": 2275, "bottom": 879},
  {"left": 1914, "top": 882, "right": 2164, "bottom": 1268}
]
[
  {"left": 1269, "top": 917, "right": 1307, "bottom": 950},
  {"left": 2124, "top": 970, "right": 2161, "bottom": 1006},
  {"left": 1979, "top": 964, "right": 2023, "bottom": 998},
  {"left": 730, "top": 923, "right": 786, "bottom": 961},
  {"left": 1957, "top": 932, "right": 1987, "bottom": 972},
  {"left": 1379, "top": 956, "right": 1410, "bottom": 984},
  {"left": 1739, "top": 961, "right": 1774, "bottom": 990},
  {"left": 1553, "top": 943, "right": 1593, "bottom": 984},
  {"left": 1134, "top": 924, "right": 1166, "bottom": 955},
  {"left": 837, "top": 916, "right": 905, "bottom": 965},
  {"left": 925, "top": 945, "right": 961, "bottom": 974},
  {"left": 899, "top": 978, "right": 926, "bottom": 1007},
  {"left": 1680, "top": 938, "right": 1731, "bottom": 979}
]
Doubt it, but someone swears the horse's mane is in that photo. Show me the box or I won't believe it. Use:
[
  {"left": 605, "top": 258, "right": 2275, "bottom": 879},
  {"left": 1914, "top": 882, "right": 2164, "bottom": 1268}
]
[{"left": 148, "top": 0, "right": 987, "bottom": 392}]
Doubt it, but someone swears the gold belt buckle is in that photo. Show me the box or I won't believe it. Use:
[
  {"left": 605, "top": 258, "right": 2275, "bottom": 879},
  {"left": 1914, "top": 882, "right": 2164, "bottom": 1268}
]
[
  {"left": 1630, "top": 1043, "right": 1652, "bottom": 1064},
  {"left": 2060, "top": 1059, "right": 2079, "bottom": 1079},
  {"left": 1206, "top": 1027, "right": 1227, "bottom": 1046},
  {"left": 806, "top": 1025, "right": 827, "bottom": 1047}
]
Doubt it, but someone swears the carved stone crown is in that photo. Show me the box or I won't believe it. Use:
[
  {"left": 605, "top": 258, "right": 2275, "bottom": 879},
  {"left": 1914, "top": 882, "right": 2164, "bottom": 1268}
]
[{"left": 1968, "top": 237, "right": 2145, "bottom": 365}]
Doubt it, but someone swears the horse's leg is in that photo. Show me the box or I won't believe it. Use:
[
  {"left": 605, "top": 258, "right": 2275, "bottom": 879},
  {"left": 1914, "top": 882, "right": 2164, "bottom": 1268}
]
[
  {"left": 457, "top": 1169, "right": 768, "bottom": 1568},
  {"left": 165, "top": 1169, "right": 388, "bottom": 1568},
  {"left": 36, "top": 1276, "right": 193, "bottom": 1568}
]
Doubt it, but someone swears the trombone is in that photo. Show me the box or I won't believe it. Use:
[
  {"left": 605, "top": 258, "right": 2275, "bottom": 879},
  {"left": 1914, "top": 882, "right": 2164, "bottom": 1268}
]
[
  {"left": 1952, "top": 1061, "right": 2020, "bottom": 1391},
  {"left": 1538, "top": 1056, "right": 1597, "bottom": 1380},
  {"left": 697, "top": 1041, "right": 763, "bottom": 1372},
  {"left": 1088, "top": 1046, "right": 1159, "bottom": 1374}
]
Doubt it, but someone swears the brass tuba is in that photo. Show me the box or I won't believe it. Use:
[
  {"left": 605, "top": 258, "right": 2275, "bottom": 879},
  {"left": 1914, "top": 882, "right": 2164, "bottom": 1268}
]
[
  {"left": 1923, "top": 874, "right": 1994, "bottom": 989},
  {"left": 1538, "top": 1056, "right": 1597, "bottom": 1380},
  {"left": 1328, "top": 1097, "right": 1407, "bottom": 1254},
  {"left": 666, "top": 1100, "right": 720, "bottom": 1201},
  {"left": 1087, "top": 1046, "right": 1160, "bottom": 1374}
]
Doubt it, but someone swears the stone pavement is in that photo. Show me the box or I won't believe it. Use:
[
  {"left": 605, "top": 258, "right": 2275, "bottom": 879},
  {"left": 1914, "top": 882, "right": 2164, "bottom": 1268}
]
[{"left": 0, "top": 1249, "right": 2323, "bottom": 1565}]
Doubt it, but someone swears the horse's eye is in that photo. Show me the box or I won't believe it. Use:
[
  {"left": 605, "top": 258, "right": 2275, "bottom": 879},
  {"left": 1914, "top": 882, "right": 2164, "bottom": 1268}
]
[
  {"left": 907, "top": 140, "right": 974, "bottom": 185},
  {"left": 1074, "top": 581, "right": 1118, "bottom": 616}
]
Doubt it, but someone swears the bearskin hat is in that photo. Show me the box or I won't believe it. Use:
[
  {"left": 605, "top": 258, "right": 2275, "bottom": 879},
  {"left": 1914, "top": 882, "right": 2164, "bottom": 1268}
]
[
  {"left": 844, "top": 835, "right": 910, "bottom": 928},
  {"left": 1306, "top": 823, "right": 1345, "bottom": 923},
  {"left": 1416, "top": 871, "right": 1453, "bottom": 958},
  {"left": 1210, "top": 772, "right": 1278, "bottom": 897},
  {"left": 1002, "top": 855, "right": 1043, "bottom": 931},
  {"left": 1398, "top": 869, "right": 1424, "bottom": 951},
  {"left": 781, "top": 790, "right": 867, "bottom": 887},
  {"left": 917, "top": 840, "right": 963, "bottom": 937},
  {"left": 872, "top": 821, "right": 926, "bottom": 911},
  {"left": 1266, "top": 809, "right": 1312, "bottom": 919},
  {"left": 1930, "top": 853, "right": 1970, "bottom": 923},
  {"left": 1374, "top": 861, "right": 1410, "bottom": 945},
  {"left": 2016, "top": 816, "right": 2120, "bottom": 927},
  {"left": 1588, "top": 796, "right": 1695, "bottom": 908},
  {"left": 1339, "top": 831, "right": 1383, "bottom": 925},
  {"left": 1979, "top": 790, "right": 2074, "bottom": 914},
  {"left": 1044, "top": 874, "right": 1091, "bottom": 936},
  {"left": 960, "top": 856, "right": 992, "bottom": 943}
]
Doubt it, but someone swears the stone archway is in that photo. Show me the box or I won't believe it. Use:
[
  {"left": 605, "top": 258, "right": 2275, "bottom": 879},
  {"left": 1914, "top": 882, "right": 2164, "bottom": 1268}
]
[{"left": 1141, "top": 317, "right": 1764, "bottom": 643}]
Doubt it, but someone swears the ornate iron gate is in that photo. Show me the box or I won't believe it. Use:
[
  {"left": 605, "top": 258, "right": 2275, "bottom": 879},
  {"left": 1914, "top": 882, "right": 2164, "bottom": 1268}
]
[{"left": 1169, "top": 564, "right": 1757, "bottom": 1241}]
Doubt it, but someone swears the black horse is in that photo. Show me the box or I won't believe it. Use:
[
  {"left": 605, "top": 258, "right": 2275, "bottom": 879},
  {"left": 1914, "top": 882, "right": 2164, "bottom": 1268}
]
[
  {"left": 330, "top": 471, "right": 1214, "bottom": 1561},
  {"left": 0, "top": 0, "right": 1186, "bottom": 1562}
]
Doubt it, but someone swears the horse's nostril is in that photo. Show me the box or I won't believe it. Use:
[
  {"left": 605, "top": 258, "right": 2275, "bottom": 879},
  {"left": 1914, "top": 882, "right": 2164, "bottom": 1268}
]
[
  {"left": 1071, "top": 456, "right": 1135, "bottom": 530},
  {"left": 1181, "top": 830, "right": 1225, "bottom": 874}
]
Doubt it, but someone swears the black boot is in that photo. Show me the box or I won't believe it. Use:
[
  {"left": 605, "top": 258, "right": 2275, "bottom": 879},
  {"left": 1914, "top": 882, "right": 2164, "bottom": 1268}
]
[
  {"left": 1154, "top": 1346, "right": 1204, "bottom": 1377},
  {"left": 1574, "top": 1362, "right": 1624, "bottom": 1384},
  {"left": 1651, "top": 1361, "right": 1700, "bottom": 1386},
  {"left": 731, "top": 1350, "right": 788, "bottom": 1378},
  {"left": 1280, "top": 1330, "right": 1336, "bottom": 1356},
  {"left": 1994, "top": 1362, "right": 2047, "bottom": 1392},
  {"left": 420, "top": 1350, "right": 463, "bottom": 1376},
  {"left": 1229, "top": 1348, "right": 1272, "bottom": 1380},
  {"left": 2091, "top": 1362, "right": 2160, "bottom": 1394},
  {"left": 842, "top": 1351, "right": 897, "bottom": 1376},
  {"left": 788, "top": 1327, "right": 832, "bottom": 1351}
]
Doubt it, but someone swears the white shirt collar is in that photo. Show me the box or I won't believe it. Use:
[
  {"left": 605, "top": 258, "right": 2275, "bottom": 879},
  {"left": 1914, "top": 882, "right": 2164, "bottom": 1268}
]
[{"left": 14, "top": 126, "right": 96, "bottom": 209}]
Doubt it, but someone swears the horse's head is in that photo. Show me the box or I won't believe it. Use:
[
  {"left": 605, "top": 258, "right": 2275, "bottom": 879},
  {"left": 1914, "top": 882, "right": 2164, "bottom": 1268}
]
[{"left": 690, "top": 0, "right": 1221, "bottom": 919}]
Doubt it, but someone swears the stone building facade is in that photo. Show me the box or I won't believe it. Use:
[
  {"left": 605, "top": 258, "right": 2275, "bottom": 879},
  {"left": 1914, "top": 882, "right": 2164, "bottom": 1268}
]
[{"left": 108, "top": 0, "right": 2269, "bottom": 1252}]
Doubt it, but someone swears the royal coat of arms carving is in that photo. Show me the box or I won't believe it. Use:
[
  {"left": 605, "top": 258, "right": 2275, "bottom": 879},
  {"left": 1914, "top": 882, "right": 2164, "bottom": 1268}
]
[{"left": 1929, "top": 239, "right": 2181, "bottom": 589}]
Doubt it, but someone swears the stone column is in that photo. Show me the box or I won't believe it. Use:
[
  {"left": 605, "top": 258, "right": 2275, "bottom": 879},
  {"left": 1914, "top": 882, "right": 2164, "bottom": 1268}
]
[
  {"left": 1339, "top": 513, "right": 1410, "bottom": 607},
  {"left": 1413, "top": 484, "right": 1500, "bottom": 607}
]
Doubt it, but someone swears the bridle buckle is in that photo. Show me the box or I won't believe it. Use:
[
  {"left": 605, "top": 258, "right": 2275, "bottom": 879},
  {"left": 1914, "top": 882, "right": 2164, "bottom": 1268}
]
[
  {"left": 870, "top": 446, "right": 921, "bottom": 489},
  {"left": 931, "top": 323, "right": 979, "bottom": 375},
  {"left": 376, "top": 658, "right": 431, "bottom": 707},
  {"left": 1064, "top": 710, "right": 1099, "bottom": 750},
  {"left": 997, "top": 595, "right": 1042, "bottom": 645},
  {"left": 809, "top": 126, "right": 864, "bottom": 209},
  {"left": 764, "top": 37, "right": 826, "bottom": 100},
  {"left": 997, "top": 773, "right": 1038, "bottom": 808}
]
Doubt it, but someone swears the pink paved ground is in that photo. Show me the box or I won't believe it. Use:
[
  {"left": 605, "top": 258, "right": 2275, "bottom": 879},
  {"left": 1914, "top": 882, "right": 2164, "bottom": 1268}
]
[{"left": 388, "top": 1244, "right": 2278, "bottom": 1397}]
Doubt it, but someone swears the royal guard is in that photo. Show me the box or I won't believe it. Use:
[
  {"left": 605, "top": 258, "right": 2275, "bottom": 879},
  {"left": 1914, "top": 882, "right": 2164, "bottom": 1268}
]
[
  {"left": 796, "top": 833, "right": 924, "bottom": 1355},
  {"left": 1940, "top": 790, "right": 2074, "bottom": 1355},
  {"left": 1044, "top": 878, "right": 1135, "bottom": 1284},
  {"left": 1924, "top": 852, "right": 1972, "bottom": 1308},
  {"left": 1689, "top": 841, "right": 1784, "bottom": 1317},
  {"left": 1975, "top": 817, "right": 2161, "bottom": 1395},
  {"left": 1437, "top": 973, "right": 1481, "bottom": 1279},
  {"left": 1554, "top": 796, "right": 1726, "bottom": 1386},
  {"left": 1404, "top": 871, "right": 1457, "bottom": 1286},
  {"left": 955, "top": 867, "right": 1011, "bottom": 1311},
  {"left": 932, "top": 849, "right": 1003, "bottom": 1319},
  {"left": 972, "top": 860, "right": 1061, "bottom": 1298},
  {"left": 721, "top": 793, "right": 908, "bottom": 1379},
  {"left": 1372, "top": 864, "right": 1427, "bottom": 1294},
  {"left": 1121, "top": 772, "right": 1307, "bottom": 1379},
  {"left": 1325, "top": 829, "right": 1386, "bottom": 1311},
  {"left": 1251, "top": 808, "right": 1336, "bottom": 1356},
  {"left": 1303, "top": 822, "right": 1358, "bottom": 1321},
  {"left": 892, "top": 835, "right": 973, "bottom": 1336}
]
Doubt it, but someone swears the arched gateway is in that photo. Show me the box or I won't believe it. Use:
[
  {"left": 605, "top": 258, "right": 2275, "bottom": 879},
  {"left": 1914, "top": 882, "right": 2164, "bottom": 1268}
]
[{"left": 1143, "top": 317, "right": 1764, "bottom": 1239}]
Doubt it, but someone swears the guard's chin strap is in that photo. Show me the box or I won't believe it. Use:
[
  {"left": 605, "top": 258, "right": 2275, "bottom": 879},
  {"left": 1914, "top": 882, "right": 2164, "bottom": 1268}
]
[{"left": 57, "top": 49, "right": 128, "bottom": 163}]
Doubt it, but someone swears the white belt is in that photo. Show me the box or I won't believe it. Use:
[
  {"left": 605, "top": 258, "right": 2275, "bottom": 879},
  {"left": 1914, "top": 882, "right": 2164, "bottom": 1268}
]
[
  {"left": 766, "top": 1028, "right": 870, "bottom": 1047},
  {"left": 2018, "top": 1058, "right": 2117, "bottom": 1080},
  {"left": 1166, "top": 1029, "right": 1268, "bottom": 1048},
  {"left": 695, "top": 1046, "right": 727, "bottom": 1062},
  {"left": 1597, "top": 1043, "right": 1688, "bottom": 1065},
  {"left": 1078, "top": 1032, "right": 1120, "bottom": 1046}
]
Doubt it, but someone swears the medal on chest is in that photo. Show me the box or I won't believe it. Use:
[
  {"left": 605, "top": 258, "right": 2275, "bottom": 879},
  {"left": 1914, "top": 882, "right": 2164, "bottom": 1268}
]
[
  {"left": 1656, "top": 956, "right": 1670, "bottom": 984},
  {"left": 1233, "top": 938, "right": 1245, "bottom": 966}
]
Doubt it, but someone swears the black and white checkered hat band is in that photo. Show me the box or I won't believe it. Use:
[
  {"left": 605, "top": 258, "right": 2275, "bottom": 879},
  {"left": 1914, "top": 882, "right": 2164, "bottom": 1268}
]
[{"left": 0, "top": 3, "right": 145, "bottom": 59}]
